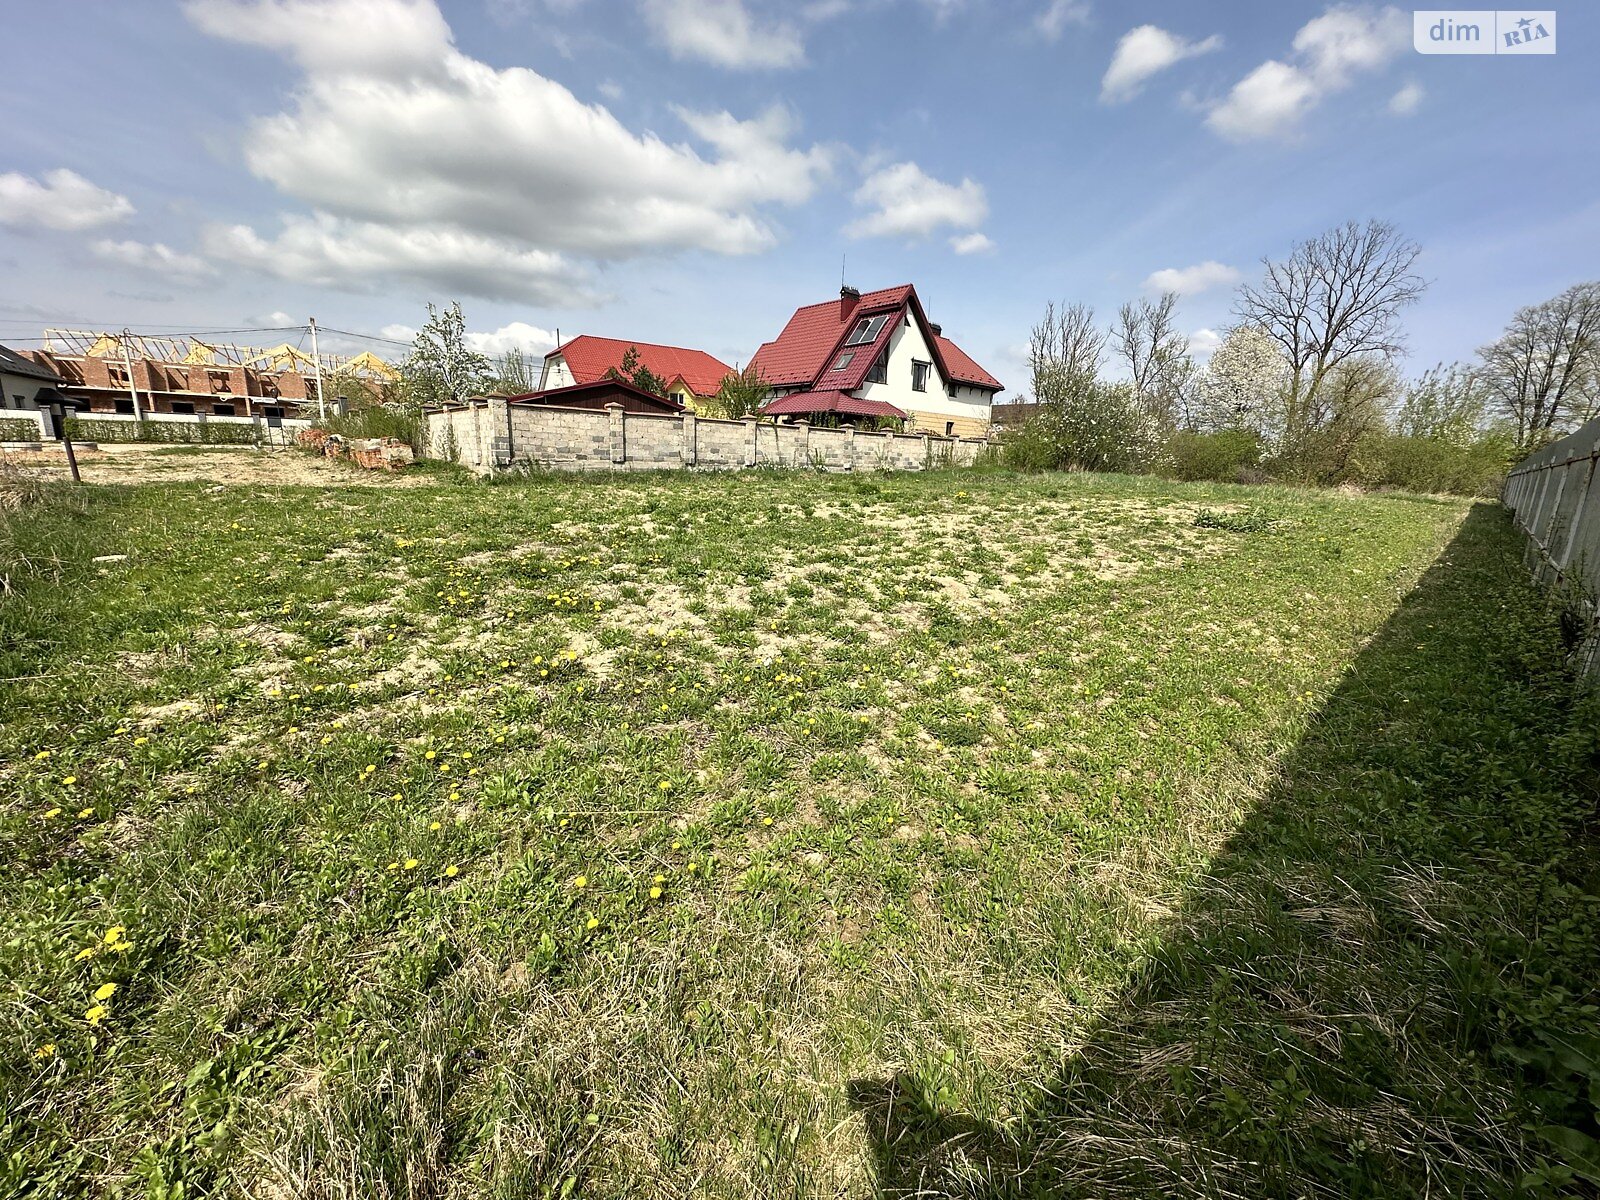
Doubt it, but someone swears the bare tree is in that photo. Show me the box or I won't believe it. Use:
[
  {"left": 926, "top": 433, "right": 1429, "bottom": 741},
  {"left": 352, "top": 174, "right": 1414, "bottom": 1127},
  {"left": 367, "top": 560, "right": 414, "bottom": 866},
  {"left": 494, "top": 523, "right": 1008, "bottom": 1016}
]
[
  {"left": 1477, "top": 282, "right": 1600, "bottom": 451},
  {"left": 1030, "top": 301, "right": 1104, "bottom": 402},
  {"left": 1113, "top": 292, "right": 1193, "bottom": 426},
  {"left": 1234, "top": 219, "right": 1425, "bottom": 465},
  {"left": 1394, "top": 363, "right": 1487, "bottom": 444}
]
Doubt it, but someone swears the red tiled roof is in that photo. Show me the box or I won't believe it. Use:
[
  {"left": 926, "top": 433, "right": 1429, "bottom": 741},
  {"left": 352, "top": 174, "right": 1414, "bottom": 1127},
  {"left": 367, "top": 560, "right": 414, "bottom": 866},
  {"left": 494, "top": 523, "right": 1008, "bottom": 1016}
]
[
  {"left": 546, "top": 335, "right": 732, "bottom": 397},
  {"left": 749, "top": 285, "right": 913, "bottom": 387},
  {"left": 760, "top": 390, "right": 908, "bottom": 420},
  {"left": 748, "top": 284, "right": 1002, "bottom": 397},
  {"left": 935, "top": 334, "right": 1002, "bottom": 390}
]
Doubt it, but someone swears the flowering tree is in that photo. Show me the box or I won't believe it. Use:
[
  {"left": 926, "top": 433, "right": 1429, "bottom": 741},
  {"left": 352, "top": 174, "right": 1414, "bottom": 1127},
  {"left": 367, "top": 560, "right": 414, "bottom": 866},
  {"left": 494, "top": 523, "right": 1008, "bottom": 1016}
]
[
  {"left": 402, "top": 301, "right": 493, "bottom": 408},
  {"left": 1193, "top": 325, "right": 1292, "bottom": 443}
]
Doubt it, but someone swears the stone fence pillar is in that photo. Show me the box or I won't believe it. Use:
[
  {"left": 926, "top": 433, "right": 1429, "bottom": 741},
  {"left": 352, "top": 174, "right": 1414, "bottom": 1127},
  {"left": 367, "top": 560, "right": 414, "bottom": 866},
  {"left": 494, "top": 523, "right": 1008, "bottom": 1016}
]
[
  {"left": 794, "top": 419, "right": 810, "bottom": 467},
  {"left": 607, "top": 402, "right": 626, "bottom": 465},
  {"left": 488, "top": 395, "right": 513, "bottom": 468},
  {"left": 743, "top": 415, "right": 759, "bottom": 467},
  {"left": 681, "top": 410, "right": 698, "bottom": 467}
]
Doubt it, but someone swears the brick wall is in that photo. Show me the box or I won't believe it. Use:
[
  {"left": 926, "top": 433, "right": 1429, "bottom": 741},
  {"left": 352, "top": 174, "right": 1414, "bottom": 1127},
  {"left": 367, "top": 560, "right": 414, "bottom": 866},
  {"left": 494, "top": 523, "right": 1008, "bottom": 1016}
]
[{"left": 426, "top": 400, "right": 990, "bottom": 475}]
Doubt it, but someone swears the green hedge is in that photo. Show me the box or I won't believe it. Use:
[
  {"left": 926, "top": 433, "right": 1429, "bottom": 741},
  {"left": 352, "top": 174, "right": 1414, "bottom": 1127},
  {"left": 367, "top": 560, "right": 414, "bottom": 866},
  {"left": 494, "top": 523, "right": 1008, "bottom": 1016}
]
[
  {"left": 0, "top": 416, "right": 41, "bottom": 442},
  {"left": 63, "top": 417, "right": 264, "bottom": 446}
]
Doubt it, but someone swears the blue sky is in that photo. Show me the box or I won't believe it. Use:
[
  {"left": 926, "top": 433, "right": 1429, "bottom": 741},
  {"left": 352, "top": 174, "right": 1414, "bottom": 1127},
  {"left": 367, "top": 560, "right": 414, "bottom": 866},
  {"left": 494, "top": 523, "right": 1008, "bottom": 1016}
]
[{"left": 1, "top": 0, "right": 1595, "bottom": 392}]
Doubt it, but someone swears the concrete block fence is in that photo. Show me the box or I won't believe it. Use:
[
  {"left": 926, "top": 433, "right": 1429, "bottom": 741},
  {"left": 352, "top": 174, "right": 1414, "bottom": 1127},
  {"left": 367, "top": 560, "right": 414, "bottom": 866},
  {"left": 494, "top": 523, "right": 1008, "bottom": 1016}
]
[
  {"left": 1502, "top": 414, "right": 1600, "bottom": 672},
  {"left": 426, "top": 398, "right": 989, "bottom": 475}
]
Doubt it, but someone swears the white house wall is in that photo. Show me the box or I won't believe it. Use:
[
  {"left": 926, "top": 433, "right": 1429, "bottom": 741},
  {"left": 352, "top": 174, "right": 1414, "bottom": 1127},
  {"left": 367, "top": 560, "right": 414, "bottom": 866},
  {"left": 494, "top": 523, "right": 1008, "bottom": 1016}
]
[
  {"left": 538, "top": 355, "right": 576, "bottom": 390},
  {"left": 854, "top": 315, "right": 993, "bottom": 428}
]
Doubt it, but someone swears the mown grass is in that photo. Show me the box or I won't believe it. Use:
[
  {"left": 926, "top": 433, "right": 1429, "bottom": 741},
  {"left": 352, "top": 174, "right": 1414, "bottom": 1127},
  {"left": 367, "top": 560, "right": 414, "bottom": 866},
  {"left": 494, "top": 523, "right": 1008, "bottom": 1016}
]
[{"left": 0, "top": 468, "right": 1594, "bottom": 1198}]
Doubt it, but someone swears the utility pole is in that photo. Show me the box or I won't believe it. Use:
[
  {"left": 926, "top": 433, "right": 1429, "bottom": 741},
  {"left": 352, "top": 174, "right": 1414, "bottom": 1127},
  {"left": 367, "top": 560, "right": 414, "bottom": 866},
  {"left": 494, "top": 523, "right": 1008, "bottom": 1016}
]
[
  {"left": 120, "top": 329, "right": 143, "bottom": 421},
  {"left": 309, "top": 316, "right": 327, "bottom": 420}
]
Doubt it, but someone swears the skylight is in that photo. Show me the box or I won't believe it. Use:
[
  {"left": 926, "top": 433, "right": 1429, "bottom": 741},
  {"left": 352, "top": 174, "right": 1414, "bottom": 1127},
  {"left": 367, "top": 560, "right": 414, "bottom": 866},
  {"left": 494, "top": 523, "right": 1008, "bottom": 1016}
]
[
  {"left": 831, "top": 351, "right": 855, "bottom": 371},
  {"left": 844, "top": 313, "right": 891, "bottom": 346}
]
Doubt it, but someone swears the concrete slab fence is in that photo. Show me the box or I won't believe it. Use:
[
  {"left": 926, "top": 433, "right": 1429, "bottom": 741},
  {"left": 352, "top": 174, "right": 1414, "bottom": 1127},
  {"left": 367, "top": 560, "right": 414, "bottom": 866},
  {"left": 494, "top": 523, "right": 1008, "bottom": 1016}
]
[
  {"left": 1502, "top": 414, "right": 1600, "bottom": 672},
  {"left": 426, "top": 398, "right": 990, "bottom": 475}
]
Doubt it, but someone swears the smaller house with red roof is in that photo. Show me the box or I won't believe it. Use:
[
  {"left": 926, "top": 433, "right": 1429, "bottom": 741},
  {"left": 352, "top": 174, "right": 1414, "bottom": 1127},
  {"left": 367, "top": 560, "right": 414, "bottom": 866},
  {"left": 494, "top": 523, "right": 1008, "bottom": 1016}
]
[
  {"left": 748, "top": 284, "right": 1002, "bottom": 438},
  {"left": 539, "top": 335, "right": 733, "bottom": 413}
]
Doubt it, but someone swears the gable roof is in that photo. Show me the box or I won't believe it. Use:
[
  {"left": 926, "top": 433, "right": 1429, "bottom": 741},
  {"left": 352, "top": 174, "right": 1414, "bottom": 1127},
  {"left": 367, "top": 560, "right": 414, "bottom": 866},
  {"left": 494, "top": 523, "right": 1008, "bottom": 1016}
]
[
  {"left": 0, "top": 344, "right": 65, "bottom": 384},
  {"left": 546, "top": 335, "right": 732, "bottom": 397},
  {"left": 761, "top": 390, "right": 907, "bottom": 420},
  {"left": 748, "top": 284, "right": 1001, "bottom": 396},
  {"left": 507, "top": 377, "right": 686, "bottom": 413}
]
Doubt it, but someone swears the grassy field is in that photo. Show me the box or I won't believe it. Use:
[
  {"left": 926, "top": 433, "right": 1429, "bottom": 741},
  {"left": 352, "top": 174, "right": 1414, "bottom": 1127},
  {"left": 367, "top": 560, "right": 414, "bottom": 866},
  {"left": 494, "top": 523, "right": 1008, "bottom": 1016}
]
[{"left": 1, "top": 466, "right": 1596, "bottom": 1198}]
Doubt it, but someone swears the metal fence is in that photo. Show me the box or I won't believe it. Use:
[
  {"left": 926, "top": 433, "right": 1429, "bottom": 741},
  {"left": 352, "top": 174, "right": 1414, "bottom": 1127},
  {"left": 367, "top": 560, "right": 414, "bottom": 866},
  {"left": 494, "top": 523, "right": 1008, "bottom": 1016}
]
[{"left": 1502, "top": 415, "right": 1600, "bottom": 671}]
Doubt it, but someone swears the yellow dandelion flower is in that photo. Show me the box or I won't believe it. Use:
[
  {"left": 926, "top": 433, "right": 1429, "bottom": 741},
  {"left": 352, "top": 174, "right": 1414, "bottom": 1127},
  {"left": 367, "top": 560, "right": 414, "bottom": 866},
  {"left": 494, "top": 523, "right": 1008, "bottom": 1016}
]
[
  {"left": 387, "top": 860, "right": 400, "bottom": 870},
  {"left": 62, "top": 775, "right": 78, "bottom": 786},
  {"left": 133, "top": 737, "right": 148, "bottom": 746},
  {"left": 34, "top": 750, "right": 51, "bottom": 760},
  {"left": 103, "top": 926, "right": 125, "bottom": 944},
  {"left": 403, "top": 858, "right": 419, "bottom": 870},
  {"left": 424, "top": 750, "right": 436, "bottom": 760},
  {"left": 34, "top": 1043, "right": 55, "bottom": 1060},
  {"left": 94, "top": 982, "right": 117, "bottom": 1001},
  {"left": 429, "top": 820, "right": 442, "bottom": 831},
  {"left": 444, "top": 864, "right": 459, "bottom": 877},
  {"left": 761, "top": 816, "right": 773, "bottom": 827},
  {"left": 84, "top": 1005, "right": 108, "bottom": 1025},
  {"left": 572, "top": 875, "right": 588, "bottom": 889},
  {"left": 44, "top": 807, "right": 62, "bottom": 820},
  {"left": 658, "top": 780, "right": 671, "bottom": 791},
  {"left": 74, "top": 946, "right": 97, "bottom": 962},
  {"left": 687, "top": 862, "right": 699, "bottom": 873},
  {"left": 585, "top": 917, "right": 599, "bottom": 930},
  {"left": 649, "top": 886, "right": 663, "bottom": 900},
  {"left": 78, "top": 808, "right": 95, "bottom": 819}
]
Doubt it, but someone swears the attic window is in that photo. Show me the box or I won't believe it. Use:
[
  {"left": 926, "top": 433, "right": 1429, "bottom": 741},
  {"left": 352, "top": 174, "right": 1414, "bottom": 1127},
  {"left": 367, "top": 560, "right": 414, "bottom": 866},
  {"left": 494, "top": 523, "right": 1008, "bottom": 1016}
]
[
  {"left": 844, "top": 313, "right": 891, "bottom": 346},
  {"left": 831, "top": 351, "right": 855, "bottom": 371}
]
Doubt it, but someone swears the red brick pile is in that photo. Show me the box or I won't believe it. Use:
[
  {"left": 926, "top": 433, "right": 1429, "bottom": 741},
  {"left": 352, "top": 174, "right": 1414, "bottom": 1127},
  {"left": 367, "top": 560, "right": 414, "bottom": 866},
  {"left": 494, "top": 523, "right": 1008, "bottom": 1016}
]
[{"left": 296, "top": 428, "right": 414, "bottom": 471}]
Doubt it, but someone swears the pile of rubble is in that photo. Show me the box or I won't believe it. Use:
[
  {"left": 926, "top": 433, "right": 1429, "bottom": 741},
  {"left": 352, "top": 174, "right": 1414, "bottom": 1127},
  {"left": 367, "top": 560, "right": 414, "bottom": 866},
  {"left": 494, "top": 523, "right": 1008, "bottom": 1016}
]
[{"left": 297, "top": 429, "right": 415, "bottom": 471}]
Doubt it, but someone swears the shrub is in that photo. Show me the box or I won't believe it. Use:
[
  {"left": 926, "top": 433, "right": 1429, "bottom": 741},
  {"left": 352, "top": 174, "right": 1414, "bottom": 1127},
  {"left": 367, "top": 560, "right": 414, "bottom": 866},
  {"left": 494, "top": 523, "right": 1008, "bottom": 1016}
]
[
  {"left": 1361, "top": 433, "right": 1513, "bottom": 497},
  {"left": 0, "top": 417, "right": 41, "bottom": 442},
  {"left": 316, "top": 405, "right": 426, "bottom": 452},
  {"left": 1166, "top": 430, "right": 1263, "bottom": 483},
  {"left": 1000, "top": 380, "right": 1166, "bottom": 474}
]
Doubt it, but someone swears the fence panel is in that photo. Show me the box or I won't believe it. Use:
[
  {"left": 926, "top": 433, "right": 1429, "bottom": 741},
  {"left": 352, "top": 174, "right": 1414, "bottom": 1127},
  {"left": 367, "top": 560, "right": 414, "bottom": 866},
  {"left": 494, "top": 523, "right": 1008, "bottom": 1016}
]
[{"left": 1502, "top": 415, "right": 1600, "bottom": 672}]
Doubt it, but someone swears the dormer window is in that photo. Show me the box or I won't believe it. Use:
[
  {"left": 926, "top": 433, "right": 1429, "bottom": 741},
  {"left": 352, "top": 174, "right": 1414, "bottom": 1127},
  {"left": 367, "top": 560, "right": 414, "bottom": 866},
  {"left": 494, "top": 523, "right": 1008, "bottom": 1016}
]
[{"left": 844, "top": 313, "right": 890, "bottom": 346}]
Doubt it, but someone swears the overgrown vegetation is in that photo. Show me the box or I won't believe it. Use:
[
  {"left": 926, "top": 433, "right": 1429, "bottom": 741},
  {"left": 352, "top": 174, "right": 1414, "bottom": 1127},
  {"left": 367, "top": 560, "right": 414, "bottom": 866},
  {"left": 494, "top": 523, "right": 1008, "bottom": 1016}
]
[
  {"left": 0, "top": 470, "right": 1594, "bottom": 1197},
  {"left": 1001, "top": 221, "right": 1591, "bottom": 496}
]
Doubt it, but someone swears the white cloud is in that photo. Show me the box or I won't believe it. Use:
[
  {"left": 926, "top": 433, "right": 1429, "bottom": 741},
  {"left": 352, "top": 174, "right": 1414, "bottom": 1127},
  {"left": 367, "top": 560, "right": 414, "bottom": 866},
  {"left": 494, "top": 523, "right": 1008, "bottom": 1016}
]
[
  {"left": 1101, "top": 25, "right": 1222, "bottom": 104},
  {"left": 1207, "top": 5, "right": 1408, "bottom": 141},
  {"left": 597, "top": 79, "right": 624, "bottom": 101},
  {"left": 466, "top": 321, "right": 558, "bottom": 356},
  {"left": 1187, "top": 327, "right": 1222, "bottom": 357},
  {"left": 1143, "top": 260, "right": 1242, "bottom": 296},
  {"left": 181, "top": 0, "right": 833, "bottom": 304},
  {"left": 845, "top": 161, "right": 987, "bottom": 241},
  {"left": 1036, "top": 0, "right": 1090, "bottom": 41},
  {"left": 0, "top": 169, "right": 134, "bottom": 231},
  {"left": 376, "top": 319, "right": 557, "bottom": 357},
  {"left": 639, "top": 0, "right": 804, "bottom": 69},
  {"left": 1388, "top": 80, "right": 1423, "bottom": 115},
  {"left": 950, "top": 231, "right": 995, "bottom": 255},
  {"left": 90, "top": 238, "right": 217, "bottom": 281}
]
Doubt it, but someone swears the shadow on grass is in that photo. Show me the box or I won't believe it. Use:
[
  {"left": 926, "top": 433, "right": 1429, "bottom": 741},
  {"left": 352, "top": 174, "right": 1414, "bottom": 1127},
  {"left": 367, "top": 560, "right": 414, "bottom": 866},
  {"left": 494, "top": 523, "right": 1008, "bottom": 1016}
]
[{"left": 851, "top": 504, "right": 1600, "bottom": 1198}]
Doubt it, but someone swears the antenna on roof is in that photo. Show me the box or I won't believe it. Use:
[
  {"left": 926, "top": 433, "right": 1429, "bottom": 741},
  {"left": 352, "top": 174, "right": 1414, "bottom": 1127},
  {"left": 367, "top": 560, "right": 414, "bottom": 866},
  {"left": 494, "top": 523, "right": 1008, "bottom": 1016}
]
[{"left": 840, "top": 254, "right": 846, "bottom": 290}]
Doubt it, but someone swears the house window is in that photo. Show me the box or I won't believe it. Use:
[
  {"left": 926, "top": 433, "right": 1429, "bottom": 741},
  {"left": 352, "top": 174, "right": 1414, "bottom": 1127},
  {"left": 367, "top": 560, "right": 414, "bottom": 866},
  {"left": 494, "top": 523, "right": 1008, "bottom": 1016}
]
[
  {"left": 912, "top": 360, "right": 930, "bottom": 392},
  {"left": 831, "top": 351, "right": 855, "bottom": 372},
  {"left": 866, "top": 351, "right": 887, "bottom": 385},
  {"left": 207, "top": 369, "right": 231, "bottom": 393},
  {"left": 212, "top": 402, "right": 236, "bottom": 416},
  {"left": 947, "top": 384, "right": 958, "bottom": 399},
  {"left": 114, "top": 399, "right": 135, "bottom": 415},
  {"left": 845, "top": 313, "right": 891, "bottom": 346},
  {"left": 944, "top": 421, "right": 954, "bottom": 437},
  {"left": 170, "top": 401, "right": 196, "bottom": 415}
]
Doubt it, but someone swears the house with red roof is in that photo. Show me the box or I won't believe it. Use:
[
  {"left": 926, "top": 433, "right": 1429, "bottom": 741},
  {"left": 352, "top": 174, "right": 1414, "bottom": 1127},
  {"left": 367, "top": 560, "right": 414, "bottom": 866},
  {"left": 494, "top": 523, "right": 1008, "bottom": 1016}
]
[
  {"left": 748, "top": 284, "right": 1002, "bottom": 438},
  {"left": 538, "top": 335, "right": 733, "bottom": 413}
]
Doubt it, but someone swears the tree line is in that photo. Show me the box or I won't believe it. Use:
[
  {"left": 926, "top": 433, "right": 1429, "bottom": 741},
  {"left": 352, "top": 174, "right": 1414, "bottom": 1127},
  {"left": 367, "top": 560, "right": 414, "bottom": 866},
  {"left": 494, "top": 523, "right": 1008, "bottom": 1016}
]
[{"left": 1009, "top": 219, "right": 1600, "bottom": 495}]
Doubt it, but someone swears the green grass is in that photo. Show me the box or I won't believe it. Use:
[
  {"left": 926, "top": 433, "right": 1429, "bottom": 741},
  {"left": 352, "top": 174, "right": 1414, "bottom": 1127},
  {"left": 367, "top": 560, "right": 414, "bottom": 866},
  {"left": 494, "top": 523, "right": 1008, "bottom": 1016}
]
[{"left": 0, "top": 469, "right": 1595, "bottom": 1198}]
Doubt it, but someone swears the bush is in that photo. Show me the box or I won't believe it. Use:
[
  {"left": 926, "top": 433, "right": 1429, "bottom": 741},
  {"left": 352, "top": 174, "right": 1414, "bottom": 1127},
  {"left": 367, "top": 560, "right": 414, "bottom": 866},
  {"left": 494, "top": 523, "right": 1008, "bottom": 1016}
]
[
  {"left": 63, "top": 418, "right": 263, "bottom": 445},
  {"left": 1361, "top": 433, "right": 1513, "bottom": 497},
  {"left": 999, "top": 380, "right": 1166, "bottom": 474},
  {"left": 1166, "top": 430, "right": 1262, "bottom": 483},
  {"left": 0, "top": 417, "right": 40, "bottom": 442}
]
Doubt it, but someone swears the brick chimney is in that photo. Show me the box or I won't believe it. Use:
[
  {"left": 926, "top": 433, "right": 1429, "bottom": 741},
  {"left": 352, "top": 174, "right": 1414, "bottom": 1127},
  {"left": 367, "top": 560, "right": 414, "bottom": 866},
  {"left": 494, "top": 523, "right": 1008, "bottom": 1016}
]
[
  {"left": 929, "top": 323, "right": 942, "bottom": 336},
  {"left": 840, "top": 285, "right": 861, "bottom": 322}
]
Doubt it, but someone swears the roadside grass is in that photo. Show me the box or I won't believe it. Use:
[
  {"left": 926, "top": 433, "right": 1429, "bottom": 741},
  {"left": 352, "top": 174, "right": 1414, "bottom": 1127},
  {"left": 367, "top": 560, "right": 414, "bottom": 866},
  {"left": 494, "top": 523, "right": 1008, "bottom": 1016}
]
[{"left": 0, "top": 468, "right": 1594, "bottom": 1197}]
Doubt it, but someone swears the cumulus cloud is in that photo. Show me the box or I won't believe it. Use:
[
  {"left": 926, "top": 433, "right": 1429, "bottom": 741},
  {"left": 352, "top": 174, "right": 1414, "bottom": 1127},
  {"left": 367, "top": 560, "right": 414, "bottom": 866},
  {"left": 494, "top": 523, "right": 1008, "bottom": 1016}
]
[
  {"left": 1207, "top": 5, "right": 1408, "bottom": 141},
  {"left": 1187, "top": 327, "right": 1222, "bottom": 357},
  {"left": 90, "top": 238, "right": 217, "bottom": 281},
  {"left": 1101, "top": 25, "right": 1222, "bottom": 103},
  {"left": 640, "top": 0, "right": 804, "bottom": 69},
  {"left": 181, "top": 0, "right": 832, "bottom": 303},
  {"left": 1143, "top": 260, "right": 1242, "bottom": 296},
  {"left": 1035, "top": 0, "right": 1090, "bottom": 41},
  {"left": 949, "top": 231, "right": 995, "bottom": 255},
  {"left": 845, "top": 161, "right": 988, "bottom": 241},
  {"left": 0, "top": 169, "right": 134, "bottom": 231},
  {"left": 378, "top": 319, "right": 557, "bottom": 356},
  {"left": 1388, "top": 80, "right": 1423, "bottom": 115}
]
